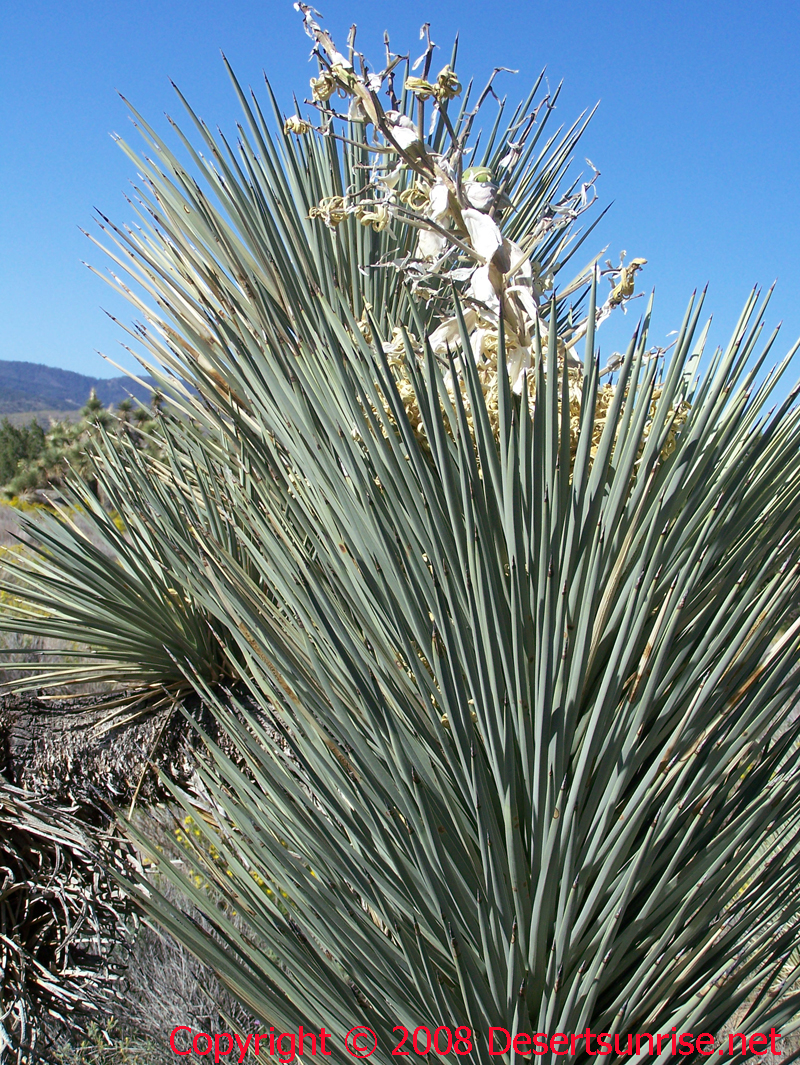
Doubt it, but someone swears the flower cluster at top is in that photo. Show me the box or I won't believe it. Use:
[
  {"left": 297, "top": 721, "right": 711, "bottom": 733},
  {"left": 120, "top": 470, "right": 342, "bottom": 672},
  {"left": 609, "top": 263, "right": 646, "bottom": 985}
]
[{"left": 283, "top": 6, "right": 676, "bottom": 458}]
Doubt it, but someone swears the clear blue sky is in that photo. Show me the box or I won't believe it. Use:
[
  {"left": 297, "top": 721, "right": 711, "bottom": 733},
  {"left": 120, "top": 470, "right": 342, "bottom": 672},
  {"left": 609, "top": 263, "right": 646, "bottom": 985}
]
[{"left": 1, "top": 0, "right": 799, "bottom": 378}]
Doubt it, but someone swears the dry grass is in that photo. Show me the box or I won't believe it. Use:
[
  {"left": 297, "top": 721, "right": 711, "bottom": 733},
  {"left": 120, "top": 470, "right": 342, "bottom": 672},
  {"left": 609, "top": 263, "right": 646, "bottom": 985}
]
[{"left": 49, "top": 845, "right": 259, "bottom": 1064}]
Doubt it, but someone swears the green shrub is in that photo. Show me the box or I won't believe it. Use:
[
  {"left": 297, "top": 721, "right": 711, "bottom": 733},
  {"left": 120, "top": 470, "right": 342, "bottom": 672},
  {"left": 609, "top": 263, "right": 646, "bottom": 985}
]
[{"left": 0, "top": 417, "right": 46, "bottom": 484}]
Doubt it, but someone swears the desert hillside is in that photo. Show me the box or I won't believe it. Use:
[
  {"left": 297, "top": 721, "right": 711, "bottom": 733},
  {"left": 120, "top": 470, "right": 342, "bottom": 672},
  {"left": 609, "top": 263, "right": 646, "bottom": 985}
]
[{"left": 0, "top": 360, "right": 153, "bottom": 415}]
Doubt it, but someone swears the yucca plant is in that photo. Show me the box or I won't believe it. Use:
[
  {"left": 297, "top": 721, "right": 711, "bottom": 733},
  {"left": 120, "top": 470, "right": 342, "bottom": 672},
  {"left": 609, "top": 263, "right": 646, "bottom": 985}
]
[
  {"left": 6, "top": 8, "right": 800, "bottom": 1060},
  {"left": 0, "top": 9, "right": 607, "bottom": 702}
]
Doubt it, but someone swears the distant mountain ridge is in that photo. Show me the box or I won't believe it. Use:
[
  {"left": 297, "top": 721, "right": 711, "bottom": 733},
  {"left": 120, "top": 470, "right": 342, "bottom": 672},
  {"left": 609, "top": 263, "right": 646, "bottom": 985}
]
[{"left": 0, "top": 360, "right": 154, "bottom": 415}]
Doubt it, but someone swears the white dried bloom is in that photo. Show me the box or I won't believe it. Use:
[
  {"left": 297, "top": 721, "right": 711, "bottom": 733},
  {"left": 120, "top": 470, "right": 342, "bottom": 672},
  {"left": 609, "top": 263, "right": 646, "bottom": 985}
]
[
  {"left": 384, "top": 111, "right": 421, "bottom": 151},
  {"left": 462, "top": 208, "right": 503, "bottom": 263},
  {"left": 428, "top": 309, "right": 479, "bottom": 354},
  {"left": 417, "top": 228, "right": 448, "bottom": 260},
  {"left": 427, "top": 181, "right": 451, "bottom": 223},
  {"left": 464, "top": 180, "right": 496, "bottom": 212},
  {"left": 469, "top": 264, "right": 501, "bottom": 312}
]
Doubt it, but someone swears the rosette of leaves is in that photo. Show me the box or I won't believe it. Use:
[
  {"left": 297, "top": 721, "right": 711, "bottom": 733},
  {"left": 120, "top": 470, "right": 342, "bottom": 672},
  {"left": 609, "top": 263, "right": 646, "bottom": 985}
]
[
  {"left": 0, "top": 412, "right": 244, "bottom": 699},
  {"left": 119, "top": 276, "right": 800, "bottom": 1060}
]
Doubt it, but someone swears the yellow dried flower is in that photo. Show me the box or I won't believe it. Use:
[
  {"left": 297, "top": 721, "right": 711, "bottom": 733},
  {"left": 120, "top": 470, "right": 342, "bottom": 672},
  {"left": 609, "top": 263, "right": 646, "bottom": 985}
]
[
  {"left": 357, "top": 304, "right": 373, "bottom": 345},
  {"left": 479, "top": 330, "right": 499, "bottom": 358},
  {"left": 609, "top": 257, "right": 647, "bottom": 306},
  {"left": 284, "top": 115, "right": 312, "bottom": 135},
  {"left": 405, "top": 76, "right": 436, "bottom": 100},
  {"left": 309, "top": 195, "right": 349, "bottom": 228},
  {"left": 379, "top": 337, "right": 685, "bottom": 477},
  {"left": 310, "top": 71, "right": 336, "bottom": 102},
  {"left": 382, "top": 326, "right": 415, "bottom": 365},
  {"left": 398, "top": 181, "right": 431, "bottom": 211},
  {"left": 355, "top": 202, "right": 390, "bottom": 232},
  {"left": 433, "top": 65, "right": 461, "bottom": 102},
  {"left": 330, "top": 64, "right": 357, "bottom": 91}
]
